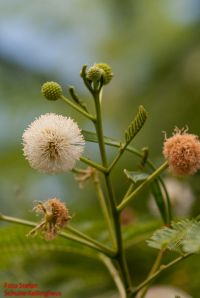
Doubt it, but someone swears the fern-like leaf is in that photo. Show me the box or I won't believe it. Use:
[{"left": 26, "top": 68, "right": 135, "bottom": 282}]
[
  {"left": 182, "top": 221, "right": 200, "bottom": 253},
  {"left": 124, "top": 105, "right": 147, "bottom": 144},
  {"left": 147, "top": 219, "right": 198, "bottom": 253}
]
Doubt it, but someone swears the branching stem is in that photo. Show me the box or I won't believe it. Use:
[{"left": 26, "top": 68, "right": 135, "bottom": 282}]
[
  {"left": 93, "top": 91, "right": 132, "bottom": 296},
  {"left": 60, "top": 95, "right": 96, "bottom": 121},
  {"left": 117, "top": 161, "right": 168, "bottom": 212},
  {"left": 129, "top": 253, "right": 192, "bottom": 297},
  {"left": 138, "top": 249, "right": 164, "bottom": 298},
  {"left": 0, "top": 214, "right": 115, "bottom": 258},
  {"left": 80, "top": 156, "right": 107, "bottom": 173}
]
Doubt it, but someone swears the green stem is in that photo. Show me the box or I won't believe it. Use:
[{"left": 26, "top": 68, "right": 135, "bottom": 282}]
[
  {"left": 129, "top": 253, "right": 192, "bottom": 297},
  {"left": 93, "top": 175, "right": 116, "bottom": 248},
  {"left": 105, "top": 175, "right": 132, "bottom": 292},
  {"left": 139, "top": 249, "right": 164, "bottom": 298},
  {"left": 100, "top": 254, "right": 126, "bottom": 298},
  {"left": 60, "top": 95, "right": 96, "bottom": 121},
  {"left": 83, "top": 133, "right": 171, "bottom": 221},
  {"left": 117, "top": 162, "right": 168, "bottom": 212},
  {"left": 0, "top": 214, "right": 114, "bottom": 258},
  {"left": 66, "top": 225, "right": 116, "bottom": 257},
  {"left": 93, "top": 92, "right": 132, "bottom": 295},
  {"left": 122, "top": 184, "right": 134, "bottom": 202},
  {"left": 80, "top": 156, "right": 107, "bottom": 173},
  {"left": 108, "top": 143, "right": 127, "bottom": 172},
  {"left": 93, "top": 92, "right": 108, "bottom": 166}
]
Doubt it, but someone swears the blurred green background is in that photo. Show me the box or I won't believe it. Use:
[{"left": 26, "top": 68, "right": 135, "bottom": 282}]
[{"left": 1, "top": 0, "right": 200, "bottom": 297}]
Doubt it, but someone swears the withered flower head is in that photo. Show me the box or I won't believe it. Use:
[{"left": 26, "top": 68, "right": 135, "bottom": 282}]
[
  {"left": 163, "top": 127, "right": 200, "bottom": 176},
  {"left": 27, "top": 198, "right": 71, "bottom": 240}
]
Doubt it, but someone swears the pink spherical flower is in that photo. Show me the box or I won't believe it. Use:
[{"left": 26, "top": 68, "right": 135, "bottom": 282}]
[{"left": 163, "top": 127, "right": 200, "bottom": 176}]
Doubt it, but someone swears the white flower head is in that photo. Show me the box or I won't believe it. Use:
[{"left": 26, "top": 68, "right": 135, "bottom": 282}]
[{"left": 22, "top": 113, "right": 85, "bottom": 174}]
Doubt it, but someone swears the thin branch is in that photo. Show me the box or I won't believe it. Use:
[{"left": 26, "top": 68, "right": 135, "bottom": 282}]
[
  {"left": 93, "top": 91, "right": 132, "bottom": 295},
  {"left": 100, "top": 254, "right": 126, "bottom": 298},
  {"left": 68, "top": 86, "right": 88, "bottom": 112},
  {"left": 139, "top": 249, "right": 164, "bottom": 298},
  {"left": 0, "top": 214, "right": 115, "bottom": 258},
  {"left": 60, "top": 95, "right": 96, "bottom": 122},
  {"left": 93, "top": 173, "right": 116, "bottom": 249},
  {"left": 117, "top": 162, "right": 168, "bottom": 212},
  {"left": 80, "top": 156, "right": 107, "bottom": 173},
  {"left": 83, "top": 132, "right": 171, "bottom": 222},
  {"left": 129, "top": 253, "right": 192, "bottom": 297}
]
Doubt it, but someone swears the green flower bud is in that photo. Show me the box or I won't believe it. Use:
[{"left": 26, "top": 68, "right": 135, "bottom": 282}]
[
  {"left": 41, "top": 81, "right": 62, "bottom": 101},
  {"left": 86, "top": 66, "right": 104, "bottom": 82},
  {"left": 94, "top": 63, "right": 113, "bottom": 84}
]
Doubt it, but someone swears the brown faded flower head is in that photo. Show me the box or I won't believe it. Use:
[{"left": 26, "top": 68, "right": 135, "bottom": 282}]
[
  {"left": 163, "top": 127, "right": 200, "bottom": 176},
  {"left": 28, "top": 198, "right": 71, "bottom": 240}
]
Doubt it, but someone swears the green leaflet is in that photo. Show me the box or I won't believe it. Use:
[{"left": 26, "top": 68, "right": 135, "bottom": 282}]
[
  {"left": 124, "top": 170, "right": 149, "bottom": 184},
  {"left": 123, "top": 170, "right": 168, "bottom": 224},
  {"left": 150, "top": 179, "right": 168, "bottom": 225},
  {"left": 124, "top": 105, "right": 147, "bottom": 144},
  {"left": 147, "top": 219, "right": 200, "bottom": 254}
]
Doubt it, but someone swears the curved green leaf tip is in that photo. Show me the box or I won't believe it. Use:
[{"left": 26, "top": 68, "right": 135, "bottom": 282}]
[{"left": 124, "top": 105, "right": 147, "bottom": 144}]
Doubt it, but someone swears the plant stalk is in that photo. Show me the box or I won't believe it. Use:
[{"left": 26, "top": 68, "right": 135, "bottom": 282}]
[
  {"left": 80, "top": 156, "right": 107, "bottom": 173},
  {"left": 60, "top": 95, "right": 96, "bottom": 121},
  {"left": 93, "top": 174, "right": 116, "bottom": 248},
  {"left": 93, "top": 91, "right": 132, "bottom": 296},
  {"left": 0, "top": 214, "right": 115, "bottom": 258},
  {"left": 138, "top": 249, "right": 164, "bottom": 298},
  {"left": 117, "top": 162, "right": 168, "bottom": 212},
  {"left": 129, "top": 253, "right": 192, "bottom": 297}
]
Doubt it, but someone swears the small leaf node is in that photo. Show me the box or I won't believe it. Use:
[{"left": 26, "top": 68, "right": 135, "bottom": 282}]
[{"left": 68, "top": 86, "right": 88, "bottom": 112}]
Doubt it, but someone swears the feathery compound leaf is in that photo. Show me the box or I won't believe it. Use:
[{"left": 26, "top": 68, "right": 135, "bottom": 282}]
[
  {"left": 147, "top": 219, "right": 197, "bottom": 253},
  {"left": 124, "top": 105, "right": 147, "bottom": 144},
  {"left": 182, "top": 221, "right": 200, "bottom": 253}
]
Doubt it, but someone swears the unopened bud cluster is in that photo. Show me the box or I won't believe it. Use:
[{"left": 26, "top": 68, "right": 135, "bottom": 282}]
[{"left": 87, "top": 63, "right": 113, "bottom": 85}]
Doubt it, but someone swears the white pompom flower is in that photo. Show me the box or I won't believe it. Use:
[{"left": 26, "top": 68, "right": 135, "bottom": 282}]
[{"left": 22, "top": 113, "right": 85, "bottom": 174}]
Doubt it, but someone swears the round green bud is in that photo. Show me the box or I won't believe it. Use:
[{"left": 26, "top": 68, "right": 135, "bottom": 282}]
[
  {"left": 94, "top": 63, "right": 113, "bottom": 84},
  {"left": 86, "top": 66, "right": 104, "bottom": 82},
  {"left": 41, "top": 81, "right": 62, "bottom": 101}
]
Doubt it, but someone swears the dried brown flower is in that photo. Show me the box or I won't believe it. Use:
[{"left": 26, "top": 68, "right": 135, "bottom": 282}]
[
  {"left": 27, "top": 198, "right": 71, "bottom": 240},
  {"left": 74, "top": 167, "right": 96, "bottom": 189},
  {"left": 163, "top": 127, "right": 200, "bottom": 176}
]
